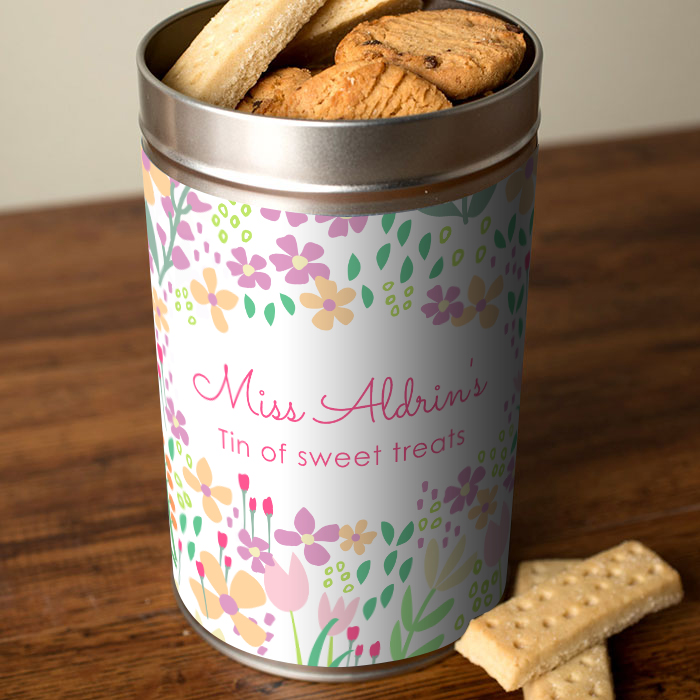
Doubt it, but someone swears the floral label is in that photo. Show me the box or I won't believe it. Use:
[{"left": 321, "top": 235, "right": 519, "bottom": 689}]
[{"left": 144, "top": 148, "right": 537, "bottom": 669}]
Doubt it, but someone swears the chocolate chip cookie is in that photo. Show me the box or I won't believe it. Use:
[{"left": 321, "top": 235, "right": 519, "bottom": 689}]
[
  {"left": 334, "top": 9, "right": 526, "bottom": 100},
  {"left": 237, "top": 67, "right": 312, "bottom": 114},
  {"left": 277, "top": 60, "right": 451, "bottom": 120}
]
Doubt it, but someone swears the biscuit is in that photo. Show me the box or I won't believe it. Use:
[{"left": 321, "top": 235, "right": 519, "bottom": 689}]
[
  {"left": 237, "top": 67, "right": 312, "bottom": 114},
  {"left": 163, "top": 0, "right": 328, "bottom": 108},
  {"left": 280, "top": 0, "right": 423, "bottom": 66},
  {"left": 516, "top": 561, "right": 615, "bottom": 700},
  {"left": 279, "top": 60, "right": 451, "bottom": 120},
  {"left": 335, "top": 9, "right": 526, "bottom": 100},
  {"left": 455, "top": 541, "right": 683, "bottom": 691}
]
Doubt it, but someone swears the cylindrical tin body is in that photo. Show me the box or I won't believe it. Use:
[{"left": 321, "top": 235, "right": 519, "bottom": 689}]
[{"left": 138, "top": 0, "right": 541, "bottom": 681}]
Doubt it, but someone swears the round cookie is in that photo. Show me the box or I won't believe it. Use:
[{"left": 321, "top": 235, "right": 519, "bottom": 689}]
[
  {"left": 277, "top": 60, "right": 451, "bottom": 120},
  {"left": 237, "top": 67, "right": 312, "bottom": 115},
  {"left": 334, "top": 9, "right": 526, "bottom": 100}
]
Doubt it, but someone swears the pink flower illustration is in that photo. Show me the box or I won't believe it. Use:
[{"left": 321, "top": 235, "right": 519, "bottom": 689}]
[
  {"left": 264, "top": 553, "right": 309, "bottom": 612},
  {"left": 318, "top": 593, "right": 360, "bottom": 637},
  {"left": 238, "top": 529, "right": 275, "bottom": 574},
  {"left": 347, "top": 626, "right": 360, "bottom": 641},
  {"left": 503, "top": 456, "right": 515, "bottom": 492},
  {"left": 226, "top": 247, "right": 271, "bottom": 290},
  {"left": 444, "top": 466, "right": 486, "bottom": 514},
  {"left": 274, "top": 507, "right": 339, "bottom": 566},
  {"left": 315, "top": 215, "right": 368, "bottom": 238},
  {"left": 165, "top": 397, "right": 189, "bottom": 445},
  {"left": 421, "top": 285, "right": 464, "bottom": 325},
  {"left": 484, "top": 502, "right": 511, "bottom": 567},
  {"left": 370, "top": 641, "right": 381, "bottom": 662},
  {"left": 269, "top": 235, "right": 330, "bottom": 284},
  {"left": 261, "top": 209, "right": 308, "bottom": 227}
]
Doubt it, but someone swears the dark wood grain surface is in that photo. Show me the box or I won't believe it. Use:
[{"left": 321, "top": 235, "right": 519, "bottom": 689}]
[{"left": 1, "top": 129, "right": 699, "bottom": 699}]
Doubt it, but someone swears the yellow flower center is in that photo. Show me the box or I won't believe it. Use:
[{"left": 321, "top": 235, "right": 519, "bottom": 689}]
[
  {"left": 301, "top": 533, "right": 315, "bottom": 546},
  {"left": 460, "top": 483, "right": 470, "bottom": 497},
  {"left": 292, "top": 255, "right": 308, "bottom": 271},
  {"left": 242, "top": 264, "right": 255, "bottom": 277},
  {"left": 173, "top": 417, "right": 180, "bottom": 428},
  {"left": 438, "top": 300, "right": 450, "bottom": 313},
  {"left": 249, "top": 546, "right": 260, "bottom": 558}
]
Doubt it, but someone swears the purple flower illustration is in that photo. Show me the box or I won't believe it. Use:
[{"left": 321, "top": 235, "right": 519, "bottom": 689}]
[
  {"left": 315, "top": 215, "right": 368, "bottom": 239},
  {"left": 503, "top": 456, "right": 515, "bottom": 493},
  {"left": 237, "top": 529, "right": 275, "bottom": 574},
  {"left": 226, "top": 247, "right": 271, "bottom": 290},
  {"left": 421, "top": 285, "right": 464, "bottom": 325},
  {"left": 261, "top": 209, "right": 308, "bottom": 227},
  {"left": 444, "top": 466, "right": 485, "bottom": 514},
  {"left": 165, "top": 397, "right": 189, "bottom": 446},
  {"left": 269, "top": 235, "right": 330, "bottom": 284},
  {"left": 275, "top": 507, "right": 339, "bottom": 566}
]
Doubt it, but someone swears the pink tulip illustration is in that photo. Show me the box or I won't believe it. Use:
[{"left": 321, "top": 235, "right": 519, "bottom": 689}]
[
  {"left": 318, "top": 592, "right": 360, "bottom": 666},
  {"left": 217, "top": 531, "right": 228, "bottom": 566},
  {"left": 370, "top": 641, "right": 381, "bottom": 664},
  {"left": 239, "top": 473, "right": 249, "bottom": 532},
  {"left": 354, "top": 644, "right": 363, "bottom": 666},
  {"left": 346, "top": 626, "right": 360, "bottom": 666},
  {"left": 484, "top": 502, "right": 511, "bottom": 598},
  {"left": 264, "top": 553, "right": 309, "bottom": 664}
]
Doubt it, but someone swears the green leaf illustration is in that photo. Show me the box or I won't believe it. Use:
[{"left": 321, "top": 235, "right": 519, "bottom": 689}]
[
  {"left": 168, "top": 438, "right": 175, "bottom": 460},
  {"left": 193, "top": 516, "right": 202, "bottom": 536},
  {"left": 401, "top": 586, "right": 414, "bottom": 632},
  {"left": 408, "top": 634, "right": 444, "bottom": 658},
  {"left": 382, "top": 213, "right": 396, "bottom": 234},
  {"left": 397, "top": 521, "right": 415, "bottom": 546},
  {"left": 420, "top": 202, "right": 462, "bottom": 218},
  {"left": 508, "top": 291, "right": 515, "bottom": 314},
  {"left": 397, "top": 220, "right": 412, "bottom": 246},
  {"left": 429, "top": 257, "right": 444, "bottom": 279},
  {"left": 280, "top": 294, "right": 295, "bottom": 315},
  {"left": 381, "top": 584, "right": 394, "bottom": 608},
  {"left": 376, "top": 243, "right": 391, "bottom": 270},
  {"left": 400, "top": 256, "right": 413, "bottom": 284},
  {"left": 363, "top": 597, "right": 377, "bottom": 620},
  {"left": 516, "top": 284, "right": 525, "bottom": 311},
  {"left": 361, "top": 285, "right": 374, "bottom": 308},
  {"left": 384, "top": 551, "right": 398, "bottom": 576},
  {"left": 187, "top": 542, "right": 195, "bottom": 561},
  {"left": 519, "top": 317, "right": 524, "bottom": 338},
  {"left": 511, "top": 431, "right": 518, "bottom": 454},
  {"left": 329, "top": 650, "right": 352, "bottom": 667},
  {"left": 508, "top": 214, "right": 516, "bottom": 241},
  {"left": 264, "top": 303, "right": 275, "bottom": 326},
  {"left": 418, "top": 233, "right": 431, "bottom": 261},
  {"left": 244, "top": 294, "right": 255, "bottom": 318},
  {"left": 465, "top": 186, "right": 496, "bottom": 223},
  {"left": 390, "top": 620, "right": 404, "bottom": 660},
  {"left": 399, "top": 557, "right": 413, "bottom": 583},
  {"left": 308, "top": 618, "right": 338, "bottom": 666},
  {"left": 494, "top": 230, "right": 506, "bottom": 249},
  {"left": 145, "top": 203, "right": 159, "bottom": 273},
  {"left": 357, "top": 560, "right": 371, "bottom": 585},
  {"left": 519, "top": 228, "right": 527, "bottom": 246},
  {"left": 381, "top": 522, "right": 395, "bottom": 546},
  {"left": 179, "top": 513, "right": 187, "bottom": 533},
  {"left": 414, "top": 598, "right": 454, "bottom": 632},
  {"left": 348, "top": 254, "right": 361, "bottom": 281}
]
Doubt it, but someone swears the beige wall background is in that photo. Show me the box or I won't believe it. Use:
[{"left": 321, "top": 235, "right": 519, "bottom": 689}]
[{"left": 1, "top": 0, "right": 699, "bottom": 212}]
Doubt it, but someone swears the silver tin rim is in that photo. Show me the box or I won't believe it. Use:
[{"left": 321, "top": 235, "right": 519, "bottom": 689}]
[
  {"left": 138, "top": 0, "right": 541, "bottom": 211},
  {"left": 173, "top": 576, "right": 454, "bottom": 682}
]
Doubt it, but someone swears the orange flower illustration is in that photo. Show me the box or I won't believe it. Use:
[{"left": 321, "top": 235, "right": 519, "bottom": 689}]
[
  {"left": 183, "top": 458, "right": 232, "bottom": 523},
  {"left": 191, "top": 268, "right": 239, "bottom": 333},
  {"left": 142, "top": 151, "right": 171, "bottom": 206},
  {"left": 152, "top": 287, "right": 169, "bottom": 332},
  {"left": 452, "top": 276, "right": 503, "bottom": 329},
  {"left": 339, "top": 520, "right": 377, "bottom": 555},
  {"left": 189, "top": 551, "right": 267, "bottom": 647},
  {"left": 300, "top": 277, "right": 355, "bottom": 331},
  {"left": 468, "top": 486, "right": 499, "bottom": 530}
]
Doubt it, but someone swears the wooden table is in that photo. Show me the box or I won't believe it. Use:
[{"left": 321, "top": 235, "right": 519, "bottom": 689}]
[{"left": 1, "top": 130, "right": 699, "bottom": 699}]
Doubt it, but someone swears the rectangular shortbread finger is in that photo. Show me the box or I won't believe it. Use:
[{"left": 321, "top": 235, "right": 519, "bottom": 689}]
[
  {"left": 280, "top": 0, "right": 423, "bottom": 65},
  {"left": 455, "top": 541, "right": 683, "bottom": 691},
  {"left": 163, "top": 0, "right": 329, "bottom": 107},
  {"left": 516, "top": 561, "right": 614, "bottom": 700}
]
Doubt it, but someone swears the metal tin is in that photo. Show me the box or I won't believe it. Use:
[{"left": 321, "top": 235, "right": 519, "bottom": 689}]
[{"left": 139, "top": 0, "right": 541, "bottom": 682}]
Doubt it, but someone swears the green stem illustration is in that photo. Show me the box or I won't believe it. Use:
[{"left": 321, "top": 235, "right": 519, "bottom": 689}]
[
  {"left": 290, "top": 611, "right": 302, "bottom": 664},
  {"left": 242, "top": 490, "right": 247, "bottom": 532},
  {"left": 168, "top": 507, "right": 177, "bottom": 566},
  {"left": 157, "top": 183, "right": 191, "bottom": 286},
  {"left": 402, "top": 588, "right": 436, "bottom": 658},
  {"left": 251, "top": 511, "right": 255, "bottom": 539},
  {"left": 346, "top": 640, "right": 354, "bottom": 667},
  {"left": 201, "top": 579, "right": 209, "bottom": 619},
  {"left": 327, "top": 635, "right": 333, "bottom": 667},
  {"left": 267, "top": 515, "right": 272, "bottom": 553}
]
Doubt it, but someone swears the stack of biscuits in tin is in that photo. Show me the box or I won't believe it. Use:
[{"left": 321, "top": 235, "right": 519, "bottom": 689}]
[{"left": 163, "top": 0, "right": 527, "bottom": 119}]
